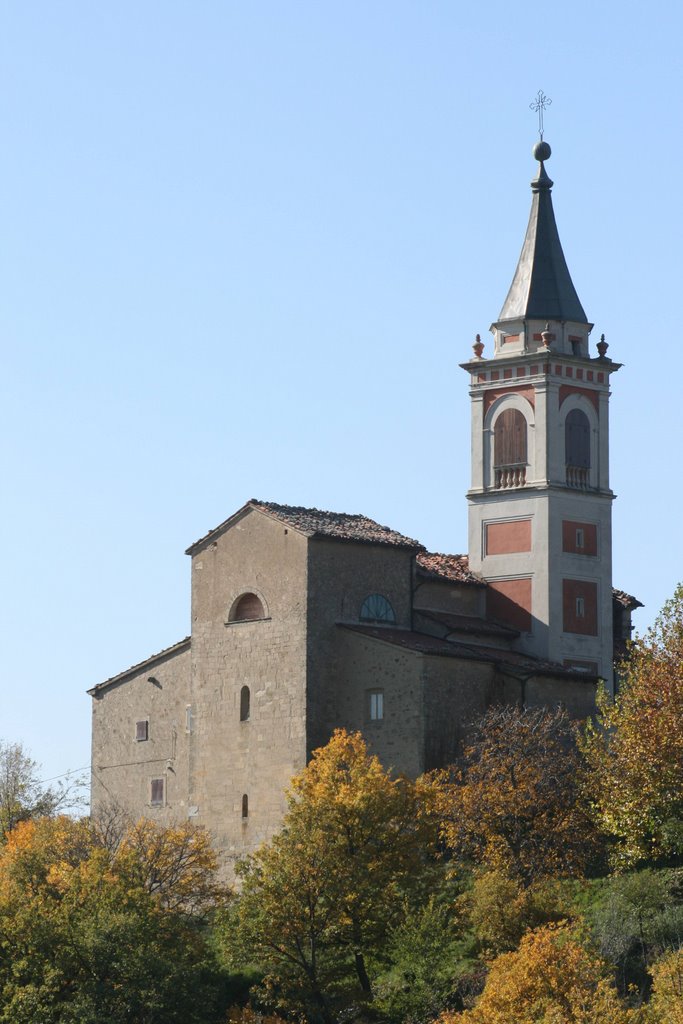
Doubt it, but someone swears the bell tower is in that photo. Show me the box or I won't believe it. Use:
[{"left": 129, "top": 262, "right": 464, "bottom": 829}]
[{"left": 462, "top": 137, "right": 620, "bottom": 688}]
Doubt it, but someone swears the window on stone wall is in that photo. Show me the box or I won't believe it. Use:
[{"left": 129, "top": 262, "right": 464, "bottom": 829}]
[
  {"left": 240, "top": 685, "right": 250, "bottom": 722},
  {"left": 150, "top": 778, "right": 164, "bottom": 805},
  {"left": 136, "top": 720, "right": 149, "bottom": 742},
  {"left": 229, "top": 593, "right": 265, "bottom": 622},
  {"left": 242, "top": 794, "right": 249, "bottom": 819},
  {"left": 360, "top": 594, "right": 396, "bottom": 624},
  {"left": 185, "top": 705, "right": 193, "bottom": 734},
  {"left": 368, "top": 690, "right": 384, "bottom": 721}
]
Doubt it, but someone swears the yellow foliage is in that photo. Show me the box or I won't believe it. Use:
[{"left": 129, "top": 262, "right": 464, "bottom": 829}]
[
  {"left": 437, "top": 924, "right": 635, "bottom": 1024},
  {"left": 647, "top": 948, "right": 683, "bottom": 1024},
  {"left": 583, "top": 585, "right": 683, "bottom": 868}
]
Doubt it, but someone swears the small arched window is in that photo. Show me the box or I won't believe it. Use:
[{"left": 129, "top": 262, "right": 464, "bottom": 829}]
[
  {"left": 241, "top": 794, "right": 249, "bottom": 819},
  {"left": 230, "top": 592, "right": 265, "bottom": 622},
  {"left": 240, "top": 685, "right": 250, "bottom": 722},
  {"left": 565, "top": 409, "right": 591, "bottom": 468},
  {"left": 360, "top": 594, "right": 396, "bottom": 624},
  {"left": 494, "top": 408, "right": 527, "bottom": 467}
]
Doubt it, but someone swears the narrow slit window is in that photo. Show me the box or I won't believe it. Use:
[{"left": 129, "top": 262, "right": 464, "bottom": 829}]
[
  {"left": 136, "top": 720, "right": 149, "bottom": 742},
  {"left": 576, "top": 528, "right": 584, "bottom": 550},
  {"left": 576, "top": 596, "right": 585, "bottom": 618},
  {"left": 185, "top": 705, "right": 193, "bottom": 734},
  {"left": 241, "top": 794, "right": 249, "bottom": 819},
  {"left": 240, "top": 685, "right": 250, "bottom": 722}
]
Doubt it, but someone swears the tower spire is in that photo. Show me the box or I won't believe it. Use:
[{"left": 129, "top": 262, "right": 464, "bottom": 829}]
[{"left": 497, "top": 139, "right": 587, "bottom": 325}]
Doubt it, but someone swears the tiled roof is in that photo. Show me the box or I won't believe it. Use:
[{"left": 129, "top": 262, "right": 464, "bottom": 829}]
[
  {"left": 88, "top": 637, "right": 191, "bottom": 696},
  {"left": 186, "top": 499, "right": 424, "bottom": 554},
  {"left": 613, "top": 588, "right": 643, "bottom": 610},
  {"left": 342, "top": 624, "right": 595, "bottom": 681},
  {"left": 342, "top": 625, "right": 471, "bottom": 658},
  {"left": 416, "top": 552, "right": 484, "bottom": 585},
  {"left": 415, "top": 609, "right": 520, "bottom": 638}
]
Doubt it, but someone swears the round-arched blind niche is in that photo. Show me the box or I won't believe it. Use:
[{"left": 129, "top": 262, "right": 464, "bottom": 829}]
[
  {"left": 360, "top": 594, "right": 396, "bottom": 624},
  {"left": 230, "top": 593, "right": 265, "bottom": 622}
]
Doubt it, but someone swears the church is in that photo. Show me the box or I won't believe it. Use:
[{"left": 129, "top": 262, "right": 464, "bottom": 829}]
[{"left": 89, "top": 136, "right": 640, "bottom": 872}]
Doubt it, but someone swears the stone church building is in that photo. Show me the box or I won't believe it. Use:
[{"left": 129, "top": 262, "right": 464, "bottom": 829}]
[{"left": 89, "top": 138, "right": 640, "bottom": 871}]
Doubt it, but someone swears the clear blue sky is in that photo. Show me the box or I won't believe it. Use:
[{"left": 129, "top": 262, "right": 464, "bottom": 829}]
[{"left": 1, "top": 2, "right": 680, "bottom": 787}]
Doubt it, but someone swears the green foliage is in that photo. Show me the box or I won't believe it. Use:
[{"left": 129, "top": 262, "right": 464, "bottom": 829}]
[
  {"left": 0, "top": 816, "right": 229, "bottom": 1024},
  {"left": 373, "top": 877, "right": 471, "bottom": 1024},
  {"left": 589, "top": 868, "right": 683, "bottom": 998},
  {"left": 464, "top": 871, "right": 569, "bottom": 956}
]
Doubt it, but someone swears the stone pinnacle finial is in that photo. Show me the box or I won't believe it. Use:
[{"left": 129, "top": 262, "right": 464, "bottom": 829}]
[
  {"left": 597, "top": 334, "right": 609, "bottom": 358},
  {"left": 473, "top": 334, "right": 485, "bottom": 359}
]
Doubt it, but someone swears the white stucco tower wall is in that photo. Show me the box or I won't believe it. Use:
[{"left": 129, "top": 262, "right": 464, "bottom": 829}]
[{"left": 462, "top": 140, "right": 620, "bottom": 690}]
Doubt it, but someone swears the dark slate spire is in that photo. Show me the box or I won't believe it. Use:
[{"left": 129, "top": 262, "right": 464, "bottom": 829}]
[{"left": 498, "top": 141, "right": 587, "bottom": 323}]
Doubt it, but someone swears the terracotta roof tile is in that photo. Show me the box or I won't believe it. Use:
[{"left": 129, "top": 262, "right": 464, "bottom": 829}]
[
  {"left": 342, "top": 625, "right": 595, "bottom": 681},
  {"left": 613, "top": 588, "right": 643, "bottom": 610},
  {"left": 416, "top": 609, "right": 520, "bottom": 638},
  {"left": 187, "top": 499, "right": 424, "bottom": 554},
  {"left": 416, "top": 552, "right": 484, "bottom": 585}
]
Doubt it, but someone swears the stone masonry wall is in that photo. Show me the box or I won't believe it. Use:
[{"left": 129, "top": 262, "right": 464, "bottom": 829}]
[
  {"left": 305, "top": 538, "right": 415, "bottom": 756},
  {"left": 90, "top": 644, "right": 191, "bottom": 824},
  {"left": 187, "top": 509, "right": 309, "bottom": 876}
]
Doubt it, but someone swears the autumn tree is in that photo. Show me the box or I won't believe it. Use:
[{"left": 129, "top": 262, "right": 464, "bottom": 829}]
[
  {"left": 434, "top": 706, "right": 600, "bottom": 886},
  {"left": 647, "top": 947, "right": 683, "bottom": 1024},
  {"left": 0, "top": 816, "right": 228, "bottom": 1024},
  {"left": 227, "top": 729, "right": 440, "bottom": 1021},
  {"left": 438, "top": 923, "right": 634, "bottom": 1024},
  {"left": 583, "top": 585, "right": 683, "bottom": 869},
  {"left": 0, "top": 740, "right": 85, "bottom": 842}
]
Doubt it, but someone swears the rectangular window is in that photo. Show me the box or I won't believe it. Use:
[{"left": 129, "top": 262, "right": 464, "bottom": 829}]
[
  {"left": 150, "top": 778, "right": 164, "bottom": 806},
  {"left": 136, "top": 720, "right": 149, "bottom": 742},
  {"left": 576, "top": 597, "right": 585, "bottom": 618},
  {"left": 368, "top": 690, "right": 384, "bottom": 721},
  {"left": 185, "top": 705, "right": 193, "bottom": 734},
  {"left": 575, "top": 528, "right": 584, "bottom": 550}
]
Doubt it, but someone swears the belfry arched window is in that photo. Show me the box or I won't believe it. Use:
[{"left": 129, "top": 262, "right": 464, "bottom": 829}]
[
  {"left": 360, "top": 594, "right": 396, "bottom": 624},
  {"left": 565, "top": 409, "right": 590, "bottom": 488},
  {"left": 229, "top": 592, "right": 265, "bottom": 622},
  {"left": 240, "top": 685, "right": 250, "bottom": 722},
  {"left": 494, "top": 408, "right": 527, "bottom": 488}
]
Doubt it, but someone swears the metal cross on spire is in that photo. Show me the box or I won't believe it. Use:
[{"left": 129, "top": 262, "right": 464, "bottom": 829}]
[{"left": 530, "top": 90, "right": 552, "bottom": 140}]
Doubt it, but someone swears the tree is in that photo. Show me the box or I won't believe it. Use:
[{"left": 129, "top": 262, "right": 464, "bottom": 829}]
[
  {"left": 227, "top": 729, "right": 440, "bottom": 1021},
  {"left": 0, "top": 740, "right": 85, "bottom": 842},
  {"left": 647, "top": 947, "right": 683, "bottom": 1024},
  {"left": 582, "top": 585, "right": 683, "bottom": 869},
  {"left": 0, "top": 816, "right": 228, "bottom": 1024},
  {"left": 433, "top": 706, "right": 600, "bottom": 886},
  {"left": 437, "top": 923, "right": 634, "bottom": 1024}
]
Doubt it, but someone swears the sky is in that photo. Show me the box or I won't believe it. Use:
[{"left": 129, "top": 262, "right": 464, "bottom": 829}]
[{"left": 1, "top": 1, "right": 681, "bottom": 789}]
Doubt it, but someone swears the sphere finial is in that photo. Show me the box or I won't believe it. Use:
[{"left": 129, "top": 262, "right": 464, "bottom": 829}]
[{"left": 533, "top": 140, "right": 551, "bottom": 163}]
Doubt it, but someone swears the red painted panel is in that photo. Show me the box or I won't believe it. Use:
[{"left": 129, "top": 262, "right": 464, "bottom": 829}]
[
  {"left": 483, "top": 385, "right": 535, "bottom": 415},
  {"left": 487, "top": 578, "right": 532, "bottom": 632},
  {"left": 563, "top": 579, "right": 598, "bottom": 636},
  {"left": 562, "top": 520, "right": 598, "bottom": 556},
  {"left": 559, "top": 384, "right": 600, "bottom": 414},
  {"left": 486, "top": 519, "right": 532, "bottom": 555}
]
